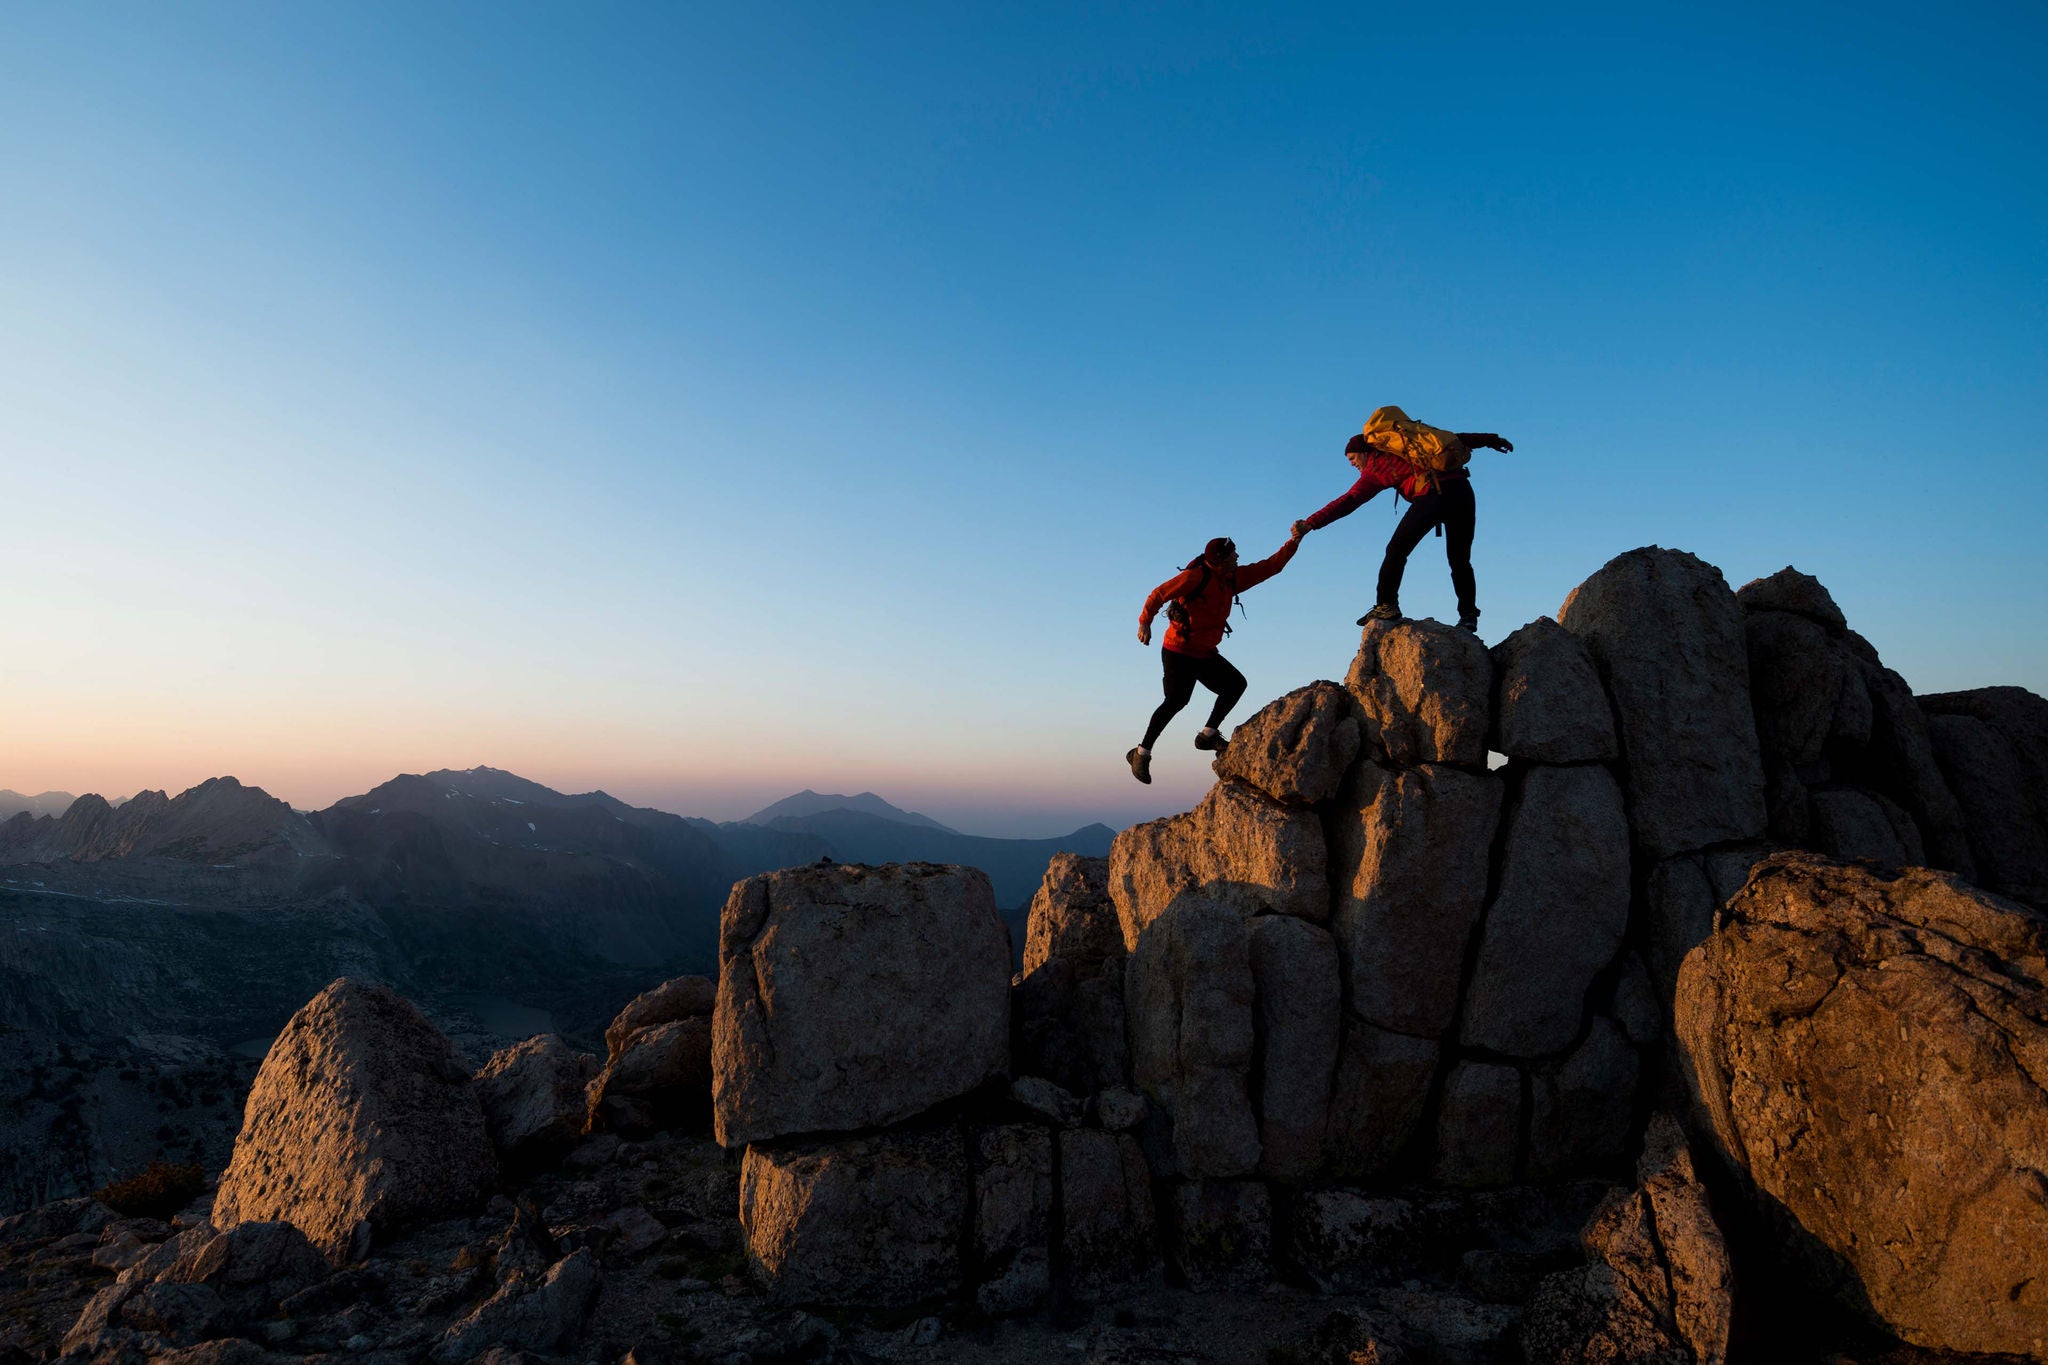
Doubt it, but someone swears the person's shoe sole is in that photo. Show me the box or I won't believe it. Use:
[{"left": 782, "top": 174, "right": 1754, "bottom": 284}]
[
  {"left": 1356, "top": 606, "right": 1403, "bottom": 626},
  {"left": 1126, "top": 748, "right": 1152, "bottom": 784},
  {"left": 1194, "top": 732, "right": 1229, "bottom": 753}
]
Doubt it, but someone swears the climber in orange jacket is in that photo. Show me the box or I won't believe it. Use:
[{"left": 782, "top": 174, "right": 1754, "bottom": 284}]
[
  {"left": 1298, "top": 425, "right": 1513, "bottom": 633},
  {"left": 1127, "top": 527, "right": 1303, "bottom": 784}
]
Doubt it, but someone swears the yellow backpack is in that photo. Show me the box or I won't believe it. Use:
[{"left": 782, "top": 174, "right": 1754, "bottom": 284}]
[{"left": 1362, "top": 406, "right": 1469, "bottom": 489}]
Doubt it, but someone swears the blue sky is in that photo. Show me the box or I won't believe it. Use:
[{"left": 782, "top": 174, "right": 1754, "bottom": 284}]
[{"left": 2, "top": 2, "right": 2043, "bottom": 834}]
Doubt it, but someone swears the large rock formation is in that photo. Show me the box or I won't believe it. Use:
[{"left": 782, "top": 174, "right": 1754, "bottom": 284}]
[
  {"left": 712, "top": 863, "right": 1011, "bottom": 1147},
  {"left": 1560, "top": 548, "right": 1766, "bottom": 858},
  {"left": 212, "top": 978, "right": 497, "bottom": 1261},
  {"left": 1124, "top": 895, "right": 1260, "bottom": 1179},
  {"left": 1676, "top": 853, "right": 2048, "bottom": 1355},
  {"left": 1346, "top": 618, "right": 1493, "bottom": 768},
  {"left": 1108, "top": 781, "right": 1327, "bottom": 947},
  {"left": 1214, "top": 682, "right": 1364, "bottom": 805}
]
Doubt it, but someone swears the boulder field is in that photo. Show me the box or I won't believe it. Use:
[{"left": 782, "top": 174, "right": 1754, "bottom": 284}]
[{"left": 15, "top": 545, "right": 2048, "bottom": 1365}]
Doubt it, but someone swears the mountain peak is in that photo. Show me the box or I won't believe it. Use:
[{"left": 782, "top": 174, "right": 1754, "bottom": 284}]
[{"left": 742, "top": 790, "right": 955, "bottom": 833}]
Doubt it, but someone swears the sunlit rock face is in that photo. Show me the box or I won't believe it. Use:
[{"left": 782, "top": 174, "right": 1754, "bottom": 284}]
[
  {"left": 213, "top": 978, "right": 498, "bottom": 1261},
  {"left": 1677, "top": 853, "right": 2048, "bottom": 1355}
]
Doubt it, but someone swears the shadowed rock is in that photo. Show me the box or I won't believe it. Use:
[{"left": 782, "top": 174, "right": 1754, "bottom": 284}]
[
  {"left": 1526, "top": 1018, "right": 1638, "bottom": 1181},
  {"left": 1322, "top": 1021, "right": 1438, "bottom": 1182},
  {"left": 1347, "top": 619, "right": 1494, "bottom": 768},
  {"left": 433, "top": 1247, "right": 600, "bottom": 1363},
  {"left": 1489, "top": 617, "right": 1618, "bottom": 764},
  {"left": 973, "top": 1125, "right": 1053, "bottom": 1315},
  {"left": 213, "top": 978, "right": 497, "bottom": 1261},
  {"left": 1282, "top": 1189, "right": 1417, "bottom": 1293},
  {"left": 1058, "top": 1128, "right": 1159, "bottom": 1301},
  {"left": 1330, "top": 762, "right": 1501, "bottom": 1038},
  {"left": 1432, "top": 1061, "right": 1520, "bottom": 1188},
  {"left": 1166, "top": 1179, "right": 1272, "bottom": 1290},
  {"left": 1125, "top": 895, "right": 1260, "bottom": 1179},
  {"left": 1676, "top": 853, "right": 2048, "bottom": 1354},
  {"left": 1807, "top": 786, "right": 1920, "bottom": 866},
  {"left": 1859, "top": 662, "right": 1974, "bottom": 879},
  {"left": 1460, "top": 766, "right": 1630, "bottom": 1057},
  {"left": 1922, "top": 686, "right": 2048, "bottom": 906},
  {"left": 1109, "top": 781, "right": 1328, "bottom": 949},
  {"left": 1745, "top": 610, "right": 1845, "bottom": 772},
  {"left": 739, "top": 1125, "right": 968, "bottom": 1308},
  {"left": 603, "top": 975, "right": 716, "bottom": 1060},
  {"left": 475, "top": 1035, "right": 598, "bottom": 1166},
  {"left": 1560, "top": 547, "right": 1766, "bottom": 859},
  {"left": 1215, "top": 682, "right": 1364, "bottom": 805},
  {"left": 1247, "top": 916, "right": 1340, "bottom": 1184},
  {"left": 1014, "top": 854, "right": 1128, "bottom": 1096},
  {"left": 586, "top": 1016, "right": 713, "bottom": 1137},
  {"left": 712, "top": 863, "right": 1010, "bottom": 1147}
]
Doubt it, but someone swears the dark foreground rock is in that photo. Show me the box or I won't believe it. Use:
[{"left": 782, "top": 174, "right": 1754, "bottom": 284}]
[
  {"left": 1522, "top": 1114, "right": 1731, "bottom": 1365},
  {"left": 738, "top": 1125, "right": 969, "bottom": 1308}
]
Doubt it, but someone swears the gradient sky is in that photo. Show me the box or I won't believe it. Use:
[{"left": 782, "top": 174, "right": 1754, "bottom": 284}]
[{"left": 3, "top": 2, "right": 2043, "bottom": 836}]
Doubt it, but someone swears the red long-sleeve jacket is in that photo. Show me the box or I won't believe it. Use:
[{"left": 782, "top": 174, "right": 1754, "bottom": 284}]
[
  {"left": 1303, "top": 449, "right": 1471, "bottom": 529},
  {"left": 1140, "top": 539, "right": 1299, "bottom": 657}
]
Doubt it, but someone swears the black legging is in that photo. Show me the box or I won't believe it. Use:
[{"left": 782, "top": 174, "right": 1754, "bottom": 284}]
[
  {"left": 1379, "top": 477, "right": 1477, "bottom": 616},
  {"left": 1142, "top": 647, "right": 1247, "bottom": 748}
]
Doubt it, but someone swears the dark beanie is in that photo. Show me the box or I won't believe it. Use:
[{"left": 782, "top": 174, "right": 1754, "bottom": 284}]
[
  {"left": 1203, "top": 536, "right": 1236, "bottom": 563},
  {"left": 1346, "top": 432, "right": 1371, "bottom": 457}
]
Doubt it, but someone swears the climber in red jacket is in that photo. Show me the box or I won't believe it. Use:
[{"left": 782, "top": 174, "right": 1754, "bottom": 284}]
[
  {"left": 1298, "top": 428, "right": 1513, "bottom": 633},
  {"left": 1127, "top": 528, "right": 1302, "bottom": 784}
]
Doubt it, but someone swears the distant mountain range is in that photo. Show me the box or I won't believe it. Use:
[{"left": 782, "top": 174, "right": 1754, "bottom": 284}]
[
  {"left": 0, "top": 767, "right": 1114, "bottom": 1043},
  {"left": 0, "top": 789, "right": 81, "bottom": 819}
]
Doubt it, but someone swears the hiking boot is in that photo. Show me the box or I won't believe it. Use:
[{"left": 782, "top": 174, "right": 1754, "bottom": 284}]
[
  {"left": 1126, "top": 747, "right": 1152, "bottom": 785},
  {"left": 1457, "top": 608, "right": 1481, "bottom": 633},
  {"left": 1194, "top": 727, "right": 1229, "bottom": 753},
  {"left": 1357, "top": 602, "right": 1402, "bottom": 626}
]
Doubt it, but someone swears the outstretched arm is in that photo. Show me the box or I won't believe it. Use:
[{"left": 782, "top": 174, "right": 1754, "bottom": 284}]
[
  {"left": 1457, "top": 432, "right": 1514, "bottom": 452},
  {"left": 1234, "top": 532, "right": 1301, "bottom": 591},
  {"left": 1302, "top": 471, "right": 1385, "bottom": 531}
]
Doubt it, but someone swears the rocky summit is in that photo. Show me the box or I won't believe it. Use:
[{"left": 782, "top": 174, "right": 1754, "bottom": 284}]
[{"left": 6, "top": 544, "right": 2048, "bottom": 1364}]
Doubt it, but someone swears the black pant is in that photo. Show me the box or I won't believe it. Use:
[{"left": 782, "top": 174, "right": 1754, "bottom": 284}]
[
  {"left": 1142, "top": 648, "right": 1246, "bottom": 748},
  {"left": 1379, "top": 477, "right": 1477, "bottom": 616}
]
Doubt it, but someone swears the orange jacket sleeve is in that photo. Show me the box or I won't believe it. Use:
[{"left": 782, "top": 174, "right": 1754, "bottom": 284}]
[
  {"left": 1141, "top": 568, "right": 1198, "bottom": 627},
  {"left": 1233, "top": 536, "right": 1299, "bottom": 592}
]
